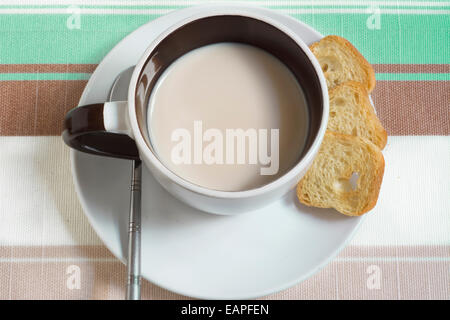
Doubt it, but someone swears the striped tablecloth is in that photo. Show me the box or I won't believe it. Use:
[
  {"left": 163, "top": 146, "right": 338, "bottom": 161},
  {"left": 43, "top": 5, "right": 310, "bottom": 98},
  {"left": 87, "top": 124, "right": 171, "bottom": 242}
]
[{"left": 0, "top": 0, "right": 449, "bottom": 300}]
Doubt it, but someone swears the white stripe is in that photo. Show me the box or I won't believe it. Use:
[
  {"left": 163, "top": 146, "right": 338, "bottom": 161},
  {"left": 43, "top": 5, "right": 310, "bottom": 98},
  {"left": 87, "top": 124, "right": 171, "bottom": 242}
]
[
  {"left": 0, "top": 7, "right": 449, "bottom": 14},
  {"left": 0, "top": 137, "right": 102, "bottom": 246},
  {"left": 0, "top": 136, "right": 449, "bottom": 246},
  {"left": 351, "top": 135, "right": 450, "bottom": 246},
  {"left": 0, "top": 1, "right": 449, "bottom": 8}
]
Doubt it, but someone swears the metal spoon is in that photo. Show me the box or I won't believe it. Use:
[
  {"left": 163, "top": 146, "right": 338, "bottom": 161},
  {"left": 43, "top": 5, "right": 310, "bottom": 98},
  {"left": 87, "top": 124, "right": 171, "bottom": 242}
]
[
  {"left": 108, "top": 67, "right": 142, "bottom": 300},
  {"left": 126, "top": 159, "right": 142, "bottom": 300}
]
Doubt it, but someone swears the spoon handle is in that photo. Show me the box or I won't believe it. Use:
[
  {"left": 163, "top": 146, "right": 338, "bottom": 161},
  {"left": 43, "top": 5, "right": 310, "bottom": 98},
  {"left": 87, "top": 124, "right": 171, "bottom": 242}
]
[{"left": 126, "top": 159, "right": 142, "bottom": 300}]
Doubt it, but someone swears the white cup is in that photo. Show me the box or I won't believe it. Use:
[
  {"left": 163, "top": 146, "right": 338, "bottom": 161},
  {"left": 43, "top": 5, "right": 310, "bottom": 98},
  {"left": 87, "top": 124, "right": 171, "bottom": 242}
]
[{"left": 63, "top": 9, "right": 329, "bottom": 214}]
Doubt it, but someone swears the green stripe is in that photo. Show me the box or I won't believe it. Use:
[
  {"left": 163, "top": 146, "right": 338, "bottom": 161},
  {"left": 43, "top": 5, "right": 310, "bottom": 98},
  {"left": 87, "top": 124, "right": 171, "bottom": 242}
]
[
  {"left": 290, "top": 13, "right": 449, "bottom": 64},
  {"left": 1, "top": 0, "right": 450, "bottom": 7},
  {"left": 0, "top": 73, "right": 91, "bottom": 80},
  {"left": 0, "top": 5, "right": 184, "bottom": 9},
  {"left": 0, "top": 5, "right": 449, "bottom": 9},
  {"left": 376, "top": 73, "right": 450, "bottom": 80},
  {"left": 0, "top": 13, "right": 448, "bottom": 64}
]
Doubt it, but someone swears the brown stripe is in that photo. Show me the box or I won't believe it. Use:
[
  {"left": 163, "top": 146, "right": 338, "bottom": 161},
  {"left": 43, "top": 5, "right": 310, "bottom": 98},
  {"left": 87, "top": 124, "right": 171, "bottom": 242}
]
[
  {"left": 1, "top": 245, "right": 448, "bottom": 259},
  {"left": 330, "top": 260, "right": 449, "bottom": 300},
  {"left": 1, "top": 64, "right": 448, "bottom": 74},
  {"left": 373, "top": 64, "right": 450, "bottom": 74},
  {"left": 372, "top": 81, "right": 450, "bottom": 135},
  {"left": 0, "top": 64, "right": 97, "bottom": 73},
  {"left": 0, "top": 261, "right": 190, "bottom": 300},
  {"left": 340, "top": 245, "right": 450, "bottom": 258},
  {"left": 0, "top": 245, "right": 114, "bottom": 259},
  {"left": 0, "top": 80, "right": 87, "bottom": 135},
  {"left": 0, "top": 260, "right": 447, "bottom": 299},
  {"left": 0, "top": 80, "right": 449, "bottom": 136}
]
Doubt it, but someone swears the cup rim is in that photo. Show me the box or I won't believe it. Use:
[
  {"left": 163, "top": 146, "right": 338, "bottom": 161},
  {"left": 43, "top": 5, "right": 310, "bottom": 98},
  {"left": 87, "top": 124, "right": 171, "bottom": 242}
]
[{"left": 127, "top": 8, "right": 329, "bottom": 199}]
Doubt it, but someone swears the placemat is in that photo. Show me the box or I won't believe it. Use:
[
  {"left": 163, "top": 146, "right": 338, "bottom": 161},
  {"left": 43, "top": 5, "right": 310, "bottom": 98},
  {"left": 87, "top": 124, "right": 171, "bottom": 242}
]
[{"left": 0, "top": 0, "right": 449, "bottom": 300}]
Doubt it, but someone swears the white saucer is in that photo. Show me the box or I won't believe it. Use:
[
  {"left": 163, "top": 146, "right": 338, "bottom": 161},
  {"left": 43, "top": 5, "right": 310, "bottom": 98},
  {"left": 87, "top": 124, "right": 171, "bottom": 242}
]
[{"left": 71, "top": 4, "right": 364, "bottom": 299}]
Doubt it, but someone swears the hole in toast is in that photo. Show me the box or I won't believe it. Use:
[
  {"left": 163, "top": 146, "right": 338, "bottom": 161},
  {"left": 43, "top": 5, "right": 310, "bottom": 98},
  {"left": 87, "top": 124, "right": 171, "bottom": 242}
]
[
  {"left": 334, "top": 172, "right": 359, "bottom": 192},
  {"left": 349, "top": 172, "right": 359, "bottom": 190},
  {"left": 321, "top": 57, "right": 340, "bottom": 72}
]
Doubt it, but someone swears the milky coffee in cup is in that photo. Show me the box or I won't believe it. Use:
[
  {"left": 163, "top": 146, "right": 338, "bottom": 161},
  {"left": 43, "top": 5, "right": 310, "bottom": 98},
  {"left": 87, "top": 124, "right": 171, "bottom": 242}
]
[{"left": 147, "top": 42, "right": 309, "bottom": 191}]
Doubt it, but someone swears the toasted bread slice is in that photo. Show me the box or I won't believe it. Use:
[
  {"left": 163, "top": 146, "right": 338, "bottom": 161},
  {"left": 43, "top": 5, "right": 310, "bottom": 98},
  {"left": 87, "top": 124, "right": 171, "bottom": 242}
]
[
  {"left": 328, "top": 81, "right": 387, "bottom": 149},
  {"left": 310, "top": 35, "right": 376, "bottom": 93},
  {"left": 297, "top": 131, "right": 385, "bottom": 216}
]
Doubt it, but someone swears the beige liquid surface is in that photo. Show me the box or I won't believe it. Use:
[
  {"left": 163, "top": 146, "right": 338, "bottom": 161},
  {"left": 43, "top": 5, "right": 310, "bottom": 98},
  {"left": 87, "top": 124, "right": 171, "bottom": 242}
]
[{"left": 148, "top": 42, "right": 309, "bottom": 191}]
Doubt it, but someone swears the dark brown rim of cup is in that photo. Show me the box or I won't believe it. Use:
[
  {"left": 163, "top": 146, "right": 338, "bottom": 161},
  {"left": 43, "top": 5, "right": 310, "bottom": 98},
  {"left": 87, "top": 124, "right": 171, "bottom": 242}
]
[
  {"left": 130, "top": 13, "right": 328, "bottom": 195},
  {"left": 134, "top": 14, "right": 325, "bottom": 165}
]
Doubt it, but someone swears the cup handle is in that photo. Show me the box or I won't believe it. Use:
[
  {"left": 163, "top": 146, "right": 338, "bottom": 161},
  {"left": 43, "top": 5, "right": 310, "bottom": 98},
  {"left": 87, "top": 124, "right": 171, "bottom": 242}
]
[{"left": 62, "top": 101, "right": 139, "bottom": 160}]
